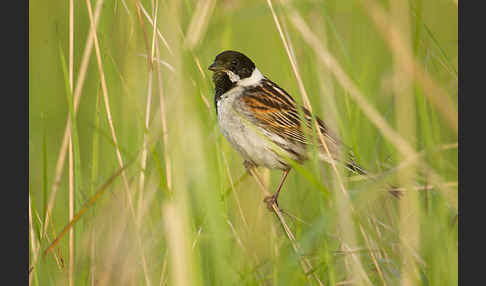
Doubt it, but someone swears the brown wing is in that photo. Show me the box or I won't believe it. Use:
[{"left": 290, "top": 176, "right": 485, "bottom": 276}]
[{"left": 236, "top": 78, "right": 344, "bottom": 160}]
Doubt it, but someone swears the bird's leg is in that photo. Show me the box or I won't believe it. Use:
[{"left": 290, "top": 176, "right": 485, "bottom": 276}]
[
  {"left": 264, "top": 169, "right": 290, "bottom": 210},
  {"left": 243, "top": 160, "right": 256, "bottom": 173}
]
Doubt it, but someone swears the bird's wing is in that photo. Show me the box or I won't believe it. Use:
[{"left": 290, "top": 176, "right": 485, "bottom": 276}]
[{"left": 234, "top": 78, "right": 345, "bottom": 161}]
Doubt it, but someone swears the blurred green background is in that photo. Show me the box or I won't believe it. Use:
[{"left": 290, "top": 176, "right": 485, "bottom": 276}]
[{"left": 29, "top": 0, "right": 457, "bottom": 285}]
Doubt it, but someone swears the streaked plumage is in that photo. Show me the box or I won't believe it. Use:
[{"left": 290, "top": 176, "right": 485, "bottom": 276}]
[{"left": 208, "top": 50, "right": 396, "bottom": 208}]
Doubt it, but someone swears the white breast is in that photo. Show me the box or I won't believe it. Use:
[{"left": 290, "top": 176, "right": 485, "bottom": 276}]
[{"left": 216, "top": 87, "right": 290, "bottom": 170}]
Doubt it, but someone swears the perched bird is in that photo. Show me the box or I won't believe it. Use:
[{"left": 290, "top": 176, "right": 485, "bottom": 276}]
[{"left": 208, "top": 50, "right": 398, "bottom": 209}]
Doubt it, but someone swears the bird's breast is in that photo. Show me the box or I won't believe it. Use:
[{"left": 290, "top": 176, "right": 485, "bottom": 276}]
[{"left": 216, "top": 88, "right": 295, "bottom": 170}]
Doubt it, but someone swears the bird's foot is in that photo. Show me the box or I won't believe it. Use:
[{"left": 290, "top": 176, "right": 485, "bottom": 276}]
[
  {"left": 243, "top": 160, "right": 256, "bottom": 173},
  {"left": 263, "top": 194, "right": 279, "bottom": 211}
]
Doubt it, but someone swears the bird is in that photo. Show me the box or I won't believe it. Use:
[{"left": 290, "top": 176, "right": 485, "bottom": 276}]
[{"left": 208, "top": 50, "right": 399, "bottom": 209}]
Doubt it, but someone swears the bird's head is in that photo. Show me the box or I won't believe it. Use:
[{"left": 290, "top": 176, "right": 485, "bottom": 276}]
[{"left": 208, "top": 50, "right": 263, "bottom": 86}]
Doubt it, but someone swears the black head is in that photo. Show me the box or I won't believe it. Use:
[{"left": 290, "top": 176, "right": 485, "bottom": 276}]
[{"left": 208, "top": 50, "right": 256, "bottom": 80}]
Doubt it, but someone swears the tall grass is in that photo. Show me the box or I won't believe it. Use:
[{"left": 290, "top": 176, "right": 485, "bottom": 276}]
[{"left": 29, "top": 0, "right": 458, "bottom": 285}]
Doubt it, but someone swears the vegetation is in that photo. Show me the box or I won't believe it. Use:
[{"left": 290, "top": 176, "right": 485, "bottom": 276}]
[{"left": 29, "top": 0, "right": 458, "bottom": 285}]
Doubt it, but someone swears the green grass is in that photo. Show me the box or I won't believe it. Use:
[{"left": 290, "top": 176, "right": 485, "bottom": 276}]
[{"left": 29, "top": 0, "right": 457, "bottom": 285}]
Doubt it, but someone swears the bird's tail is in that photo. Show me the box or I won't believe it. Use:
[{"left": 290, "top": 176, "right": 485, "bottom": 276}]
[
  {"left": 317, "top": 148, "right": 402, "bottom": 198},
  {"left": 345, "top": 161, "right": 367, "bottom": 176},
  {"left": 344, "top": 160, "right": 402, "bottom": 198}
]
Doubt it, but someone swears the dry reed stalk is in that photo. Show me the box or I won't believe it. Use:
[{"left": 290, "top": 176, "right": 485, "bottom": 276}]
[
  {"left": 222, "top": 152, "right": 249, "bottom": 228},
  {"left": 158, "top": 250, "right": 169, "bottom": 286},
  {"left": 29, "top": 194, "right": 39, "bottom": 286},
  {"left": 97, "top": 201, "right": 131, "bottom": 286},
  {"left": 334, "top": 185, "right": 374, "bottom": 286},
  {"left": 193, "top": 55, "right": 206, "bottom": 79},
  {"left": 267, "top": 1, "right": 374, "bottom": 284},
  {"left": 68, "top": 140, "right": 74, "bottom": 286},
  {"left": 47, "top": 220, "right": 64, "bottom": 270},
  {"left": 389, "top": 0, "right": 420, "bottom": 284},
  {"left": 135, "top": 179, "right": 154, "bottom": 286},
  {"left": 248, "top": 167, "right": 325, "bottom": 286},
  {"left": 85, "top": 0, "right": 134, "bottom": 214},
  {"left": 42, "top": 161, "right": 132, "bottom": 259},
  {"left": 41, "top": 127, "right": 166, "bottom": 260},
  {"left": 114, "top": 3, "right": 163, "bottom": 283},
  {"left": 226, "top": 219, "right": 267, "bottom": 285},
  {"left": 281, "top": 2, "right": 457, "bottom": 209},
  {"left": 90, "top": 228, "right": 96, "bottom": 286},
  {"left": 138, "top": 3, "right": 173, "bottom": 54},
  {"left": 347, "top": 142, "right": 457, "bottom": 184},
  {"left": 334, "top": 241, "right": 374, "bottom": 285},
  {"left": 69, "top": 0, "right": 74, "bottom": 88},
  {"left": 138, "top": 64, "right": 153, "bottom": 206},
  {"left": 68, "top": 1, "right": 75, "bottom": 285},
  {"left": 312, "top": 17, "right": 375, "bottom": 284},
  {"left": 153, "top": 10, "right": 172, "bottom": 191},
  {"left": 359, "top": 225, "right": 388, "bottom": 286},
  {"left": 220, "top": 151, "right": 269, "bottom": 284},
  {"left": 42, "top": 109, "right": 167, "bottom": 284},
  {"left": 220, "top": 158, "right": 269, "bottom": 282},
  {"left": 267, "top": 0, "right": 350, "bottom": 200},
  {"left": 133, "top": 0, "right": 152, "bottom": 67},
  {"left": 43, "top": 0, "right": 103, "bottom": 238},
  {"left": 138, "top": 0, "right": 159, "bottom": 217},
  {"left": 162, "top": 203, "right": 192, "bottom": 286},
  {"left": 184, "top": 0, "right": 216, "bottom": 49},
  {"left": 311, "top": 12, "right": 340, "bottom": 151},
  {"left": 77, "top": 13, "right": 153, "bottom": 280},
  {"left": 361, "top": 0, "right": 457, "bottom": 133}
]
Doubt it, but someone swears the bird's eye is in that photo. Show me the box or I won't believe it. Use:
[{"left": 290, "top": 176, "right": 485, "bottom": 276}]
[{"left": 231, "top": 59, "right": 239, "bottom": 67}]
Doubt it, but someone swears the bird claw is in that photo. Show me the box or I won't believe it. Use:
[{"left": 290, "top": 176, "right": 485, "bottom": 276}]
[
  {"left": 263, "top": 194, "right": 278, "bottom": 211},
  {"left": 243, "top": 160, "right": 256, "bottom": 173}
]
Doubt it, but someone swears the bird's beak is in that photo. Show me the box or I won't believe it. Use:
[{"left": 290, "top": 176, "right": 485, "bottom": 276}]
[{"left": 208, "top": 62, "right": 224, "bottom": 72}]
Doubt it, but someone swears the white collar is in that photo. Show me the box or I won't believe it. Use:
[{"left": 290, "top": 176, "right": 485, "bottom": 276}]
[
  {"left": 237, "top": 68, "right": 264, "bottom": 86},
  {"left": 225, "top": 68, "right": 264, "bottom": 86}
]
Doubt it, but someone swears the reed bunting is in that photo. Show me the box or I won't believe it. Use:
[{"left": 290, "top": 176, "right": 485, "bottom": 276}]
[{"left": 208, "top": 50, "right": 398, "bottom": 209}]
